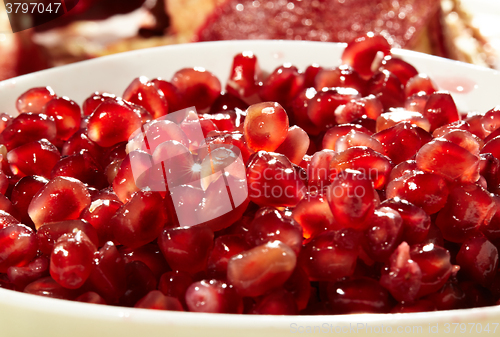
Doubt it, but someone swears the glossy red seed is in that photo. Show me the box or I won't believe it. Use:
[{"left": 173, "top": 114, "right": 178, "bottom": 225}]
[
  {"left": 123, "top": 76, "right": 169, "bottom": 119},
  {"left": 259, "top": 64, "right": 304, "bottom": 106},
  {"left": 289, "top": 87, "right": 322, "bottom": 135},
  {"left": 158, "top": 270, "right": 193, "bottom": 308},
  {"left": 62, "top": 130, "right": 104, "bottom": 163},
  {"left": 252, "top": 288, "right": 299, "bottom": 315},
  {"left": 82, "top": 92, "right": 116, "bottom": 116},
  {"left": 76, "top": 291, "right": 107, "bottom": 304},
  {"left": 307, "top": 87, "right": 360, "bottom": 128},
  {"left": 158, "top": 225, "right": 214, "bottom": 274},
  {"left": 292, "top": 193, "right": 335, "bottom": 240},
  {"left": 28, "top": 176, "right": 91, "bottom": 229},
  {"left": 275, "top": 126, "right": 310, "bottom": 165},
  {"left": 171, "top": 67, "right": 221, "bottom": 110},
  {"left": 0, "top": 219, "right": 38, "bottom": 273},
  {"left": 341, "top": 32, "right": 391, "bottom": 80},
  {"left": 226, "top": 51, "right": 261, "bottom": 99},
  {"left": 0, "top": 113, "right": 56, "bottom": 151},
  {"left": 243, "top": 102, "right": 289, "bottom": 152},
  {"left": 374, "top": 122, "right": 428, "bottom": 164},
  {"left": 424, "top": 278, "right": 467, "bottom": 311},
  {"left": 457, "top": 234, "right": 498, "bottom": 287},
  {"left": 120, "top": 261, "right": 157, "bottom": 307},
  {"left": 322, "top": 124, "right": 372, "bottom": 150},
  {"left": 151, "top": 79, "right": 185, "bottom": 113},
  {"left": 306, "top": 149, "right": 335, "bottom": 190},
  {"left": 10, "top": 175, "right": 48, "bottom": 227},
  {"left": 87, "top": 100, "right": 142, "bottom": 148},
  {"left": 314, "top": 65, "right": 366, "bottom": 94},
  {"left": 207, "top": 234, "right": 249, "bottom": 279},
  {"left": 16, "top": 86, "right": 55, "bottom": 114},
  {"left": 24, "top": 276, "right": 76, "bottom": 300},
  {"left": 482, "top": 136, "right": 500, "bottom": 162},
  {"left": 227, "top": 240, "right": 296, "bottom": 297},
  {"left": 7, "top": 139, "right": 60, "bottom": 179},
  {"left": 335, "top": 95, "right": 383, "bottom": 124},
  {"left": 7, "top": 256, "right": 49, "bottom": 290},
  {"left": 50, "top": 230, "right": 97, "bottom": 289},
  {"left": 405, "top": 74, "right": 438, "bottom": 98},
  {"left": 43, "top": 97, "right": 81, "bottom": 140},
  {"left": 436, "top": 183, "right": 496, "bottom": 243},
  {"left": 362, "top": 206, "right": 403, "bottom": 262},
  {"left": 112, "top": 191, "right": 166, "bottom": 249},
  {"left": 327, "top": 277, "right": 391, "bottom": 314},
  {"left": 422, "top": 91, "right": 460, "bottom": 132},
  {"left": 367, "top": 70, "right": 405, "bottom": 110},
  {"left": 299, "top": 229, "right": 359, "bottom": 281},
  {"left": 112, "top": 151, "right": 152, "bottom": 203},
  {"left": 375, "top": 109, "right": 431, "bottom": 133},
  {"left": 135, "top": 290, "right": 183, "bottom": 311},
  {"left": 121, "top": 244, "right": 169, "bottom": 281},
  {"left": 36, "top": 219, "right": 99, "bottom": 256},
  {"left": 379, "top": 56, "right": 418, "bottom": 86}
]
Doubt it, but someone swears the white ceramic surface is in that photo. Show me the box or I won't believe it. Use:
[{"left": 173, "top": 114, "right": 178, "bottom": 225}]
[{"left": 0, "top": 40, "right": 500, "bottom": 337}]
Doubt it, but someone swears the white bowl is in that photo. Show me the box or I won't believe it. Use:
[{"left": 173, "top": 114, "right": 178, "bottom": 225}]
[{"left": 0, "top": 40, "right": 499, "bottom": 337}]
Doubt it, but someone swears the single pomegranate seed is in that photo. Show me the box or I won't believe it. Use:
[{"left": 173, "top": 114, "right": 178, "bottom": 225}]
[
  {"left": 50, "top": 230, "right": 97, "bottom": 289},
  {"left": 0, "top": 194, "right": 20, "bottom": 222},
  {"left": 425, "top": 278, "right": 467, "bottom": 311},
  {"left": 7, "top": 256, "right": 49, "bottom": 290},
  {"left": 120, "top": 260, "right": 157, "bottom": 307},
  {"left": 246, "top": 151, "right": 306, "bottom": 207},
  {"left": 465, "top": 111, "right": 490, "bottom": 139},
  {"left": 151, "top": 79, "right": 185, "bottom": 113},
  {"left": 461, "top": 281, "right": 495, "bottom": 308},
  {"left": 80, "top": 198, "right": 123, "bottom": 246},
  {"left": 123, "top": 76, "right": 169, "bottom": 119},
  {"left": 76, "top": 291, "right": 107, "bottom": 304},
  {"left": 380, "top": 242, "right": 422, "bottom": 302},
  {"left": 158, "top": 270, "right": 193, "bottom": 308},
  {"left": 422, "top": 91, "right": 460, "bottom": 132},
  {"left": 252, "top": 288, "right": 299, "bottom": 315},
  {"left": 289, "top": 87, "right": 322, "bottom": 135},
  {"left": 481, "top": 105, "right": 500, "bottom": 134},
  {"left": 436, "top": 183, "right": 496, "bottom": 243},
  {"left": 380, "top": 198, "right": 431, "bottom": 244},
  {"left": 185, "top": 279, "right": 243, "bottom": 313},
  {"left": 259, "top": 64, "right": 304, "bottom": 107},
  {"left": 433, "top": 120, "right": 471, "bottom": 137},
  {"left": 303, "top": 64, "right": 323, "bottom": 88},
  {"left": 207, "top": 234, "right": 249, "bottom": 279},
  {"left": 307, "top": 87, "right": 360, "bottom": 128},
  {"left": 87, "top": 100, "right": 142, "bottom": 148},
  {"left": 62, "top": 130, "right": 104, "bottom": 163},
  {"left": 121, "top": 244, "right": 169, "bottom": 281},
  {"left": 326, "top": 169, "right": 378, "bottom": 231},
  {"left": 51, "top": 152, "right": 107, "bottom": 189},
  {"left": 386, "top": 170, "right": 449, "bottom": 215},
  {"left": 292, "top": 193, "right": 335, "bottom": 240},
  {"left": 209, "top": 92, "right": 248, "bottom": 117},
  {"left": 457, "top": 234, "right": 498, "bottom": 287},
  {"left": 0, "top": 113, "right": 12, "bottom": 134},
  {"left": 327, "top": 278, "right": 391, "bottom": 314},
  {"left": 42, "top": 97, "right": 81, "bottom": 140},
  {"left": 341, "top": 32, "right": 391, "bottom": 80},
  {"left": 299, "top": 229, "right": 359, "bottom": 281},
  {"left": 404, "top": 74, "right": 438, "bottom": 98},
  {"left": 171, "top": 67, "right": 221, "bottom": 110},
  {"left": 306, "top": 149, "right": 335, "bottom": 189},
  {"left": 335, "top": 95, "right": 383, "bottom": 124},
  {"left": 0, "top": 217, "right": 38, "bottom": 273},
  {"left": 0, "top": 113, "right": 56, "bottom": 151},
  {"left": 24, "top": 276, "right": 76, "bottom": 300},
  {"left": 481, "top": 136, "right": 500, "bottom": 162},
  {"left": 329, "top": 146, "right": 393, "bottom": 189},
  {"left": 379, "top": 56, "right": 418, "bottom": 86},
  {"left": 10, "top": 175, "right": 48, "bottom": 227},
  {"left": 86, "top": 241, "right": 127, "bottom": 304},
  {"left": 227, "top": 240, "right": 296, "bottom": 297},
  {"left": 416, "top": 138, "right": 479, "bottom": 182},
  {"left": 226, "top": 51, "right": 261, "bottom": 99},
  {"left": 322, "top": 124, "right": 372, "bottom": 150},
  {"left": 36, "top": 219, "right": 99, "bottom": 256},
  {"left": 7, "top": 139, "right": 60, "bottom": 179},
  {"left": 111, "top": 190, "right": 166, "bottom": 249},
  {"left": 375, "top": 109, "right": 431, "bottom": 133},
  {"left": 275, "top": 126, "right": 310, "bottom": 165},
  {"left": 404, "top": 93, "right": 430, "bottom": 114},
  {"left": 82, "top": 92, "right": 116, "bottom": 116},
  {"left": 334, "top": 129, "right": 384, "bottom": 154},
  {"left": 243, "top": 102, "right": 289, "bottom": 152},
  {"left": 135, "top": 290, "right": 183, "bottom": 311},
  {"left": 112, "top": 151, "right": 152, "bottom": 203},
  {"left": 362, "top": 206, "right": 403, "bottom": 262},
  {"left": 158, "top": 225, "right": 214, "bottom": 274},
  {"left": 367, "top": 70, "right": 405, "bottom": 110},
  {"left": 439, "top": 129, "right": 483, "bottom": 156},
  {"left": 28, "top": 176, "right": 91, "bottom": 229},
  {"left": 16, "top": 86, "right": 55, "bottom": 114},
  {"left": 314, "top": 65, "right": 366, "bottom": 94},
  {"left": 410, "top": 243, "right": 453, "bottom": 297}
]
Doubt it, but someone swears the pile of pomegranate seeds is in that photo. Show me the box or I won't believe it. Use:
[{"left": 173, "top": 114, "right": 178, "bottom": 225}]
[{"left": 1, "top": 33, "right": 500, "bottom": 315}]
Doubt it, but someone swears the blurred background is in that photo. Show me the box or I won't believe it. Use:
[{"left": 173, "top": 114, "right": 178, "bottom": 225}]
[{"left": 0, "top": 0, "right": 498, "bottom": 81}]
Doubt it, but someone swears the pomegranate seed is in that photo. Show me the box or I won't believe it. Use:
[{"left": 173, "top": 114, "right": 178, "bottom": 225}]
[
  {"left": 0, "top": 194, "right": 20, "bottom": 221},
  {"left": 0, "top": 113, "right": 56, "bottom": 151},
  {"left": 289, "top": 87, "right": 322, "bottom": 136},
  {"left": 386, "top": 170, "right": 449, "bottom": 215},
  {"left": 24, "top": 276, "right": 76, "bottom": 300},
  {"left": 405, "top": 74, "right": 438, "bottom": 98},
  {"left": 50, "top": 230, "right": 97, "bottom": 289},
  {"left": 422, "top": 92, "right": 460, "bottom": 132},
  {"left": 465, "top": 111, "right": 490, "bottom": 139},
  {"left": 121, "top": 244, "right": 169, "bottom": 281},
  {"left": 299, "top": 229, "right": 359, "bottom": 281},
  {"left": 334, "top": 129, "right": 384, "bottom": 154},
  {"left": 380, "top": 242, "right": 422, "bottom": 302},
  {"left": 307, "top": 87, "right": 360, "bottom": 128},
  {"left": 135, "top": 290, "right": 183, "bottom": 311},
  {"left": 51, "top": 152, "right": 107, "bottom": 189},
  {"left": 461, "top": 281, "right": 496, "bottom": 308},
  {"left": 207, "top": 234, "right": 249, "bottom": 279},
  {"left": 10, "top": 175, "right": 48, "bottom": 227},
  {"left": 87, "top": 100, "right": 142, "bottom": 148},
  {"left": 367, "top": 70, "right": 405, "bottom": 110},
  {"left": 36, "top": 219, "right": 99, "bottom": 256},
  {"left": 209, "top": 92, "right": 249, "bottom": 116},
  {"left": 243, "top": 102, "right": 289, "bottom": 152},
  {"left": 28, "top": 176, "right": 91, "bottom": 229},
  {"left": 341, "top": 32, "right": 391, "bottom": 80},
  {"left": 123, "top": 76, "right": 169, "bottom": 119},
  {"left": 112, "top": 151, "right": 152, "bottom": 203},
  {"left": 252, "top": 288, "right": 299, "bottom": 315},
  {"left": 327, "top": 278, "right": 391, "bottom": 314},
  {"left": 259, "top": 64, "right": 304, "bottom": 106},
  {"left": 171, "top": 67, "right": 221, "bottom": 110},
  {"left": 246, "top": 151, "right": 306, "bottom": 207},
  {"left": 111, "top": 190, "right": 166, "bottom": 249},
  {"left": 62, "top": 130, "right": 104, "bottom": 164},
  {"left": 185, "top": 279, "right": 243, "bottom": 313},
  {"left": 275, "top": 126, "right": 310, "bottom": 165},
  {"left": 306, "top": 149, "right": 335, "bottom": 189},
  {"left": 43, "top": 97, "right": 81, "bottom": 140},
  {"left": 436, "top": 183, "right": 496, "bottom": 243},
  {"left": 457, "top": 234, "right": 498, "bottom": 287},
  {"left": 404, "top": 93, "right": 430, "bottom": 114},
  {"left": 375, "top": 109, "right": 431, "bottom": 133},
  {"left": 380, "top": 198, "right": 431, "bottom": 244},
  {"left": 481, "top": 136, "right": 500, "bottom": 162},
  {"left": 481, "top": 106, "right": 500, "bottom": 133},
  {"left": 226, "top": 51, "right": 261, "bottom": 98},
  {"left": 0, "top": 217, "right": 37, "bottom": 273},
  {"left": 425, "top": 278, "right": 467, "bottom": 311},
  {"left": 16, "top": 86, "right": 55, "bottom": 114},
  {"left": 322, "top": 124, "right": 372, "bottom": 150},
  {"left": 314, "top": 65, "right": 366, "bottom": 94},
  {"left": 158, "top": 225, "right": 214, "bottom": 274},
  {"left": 227, "top": 240, "right": 296, "bottom": 297},
  {"left": 362, "top": 206, "right": 403, "bottom": 262},
  {"left": 86, "top": 241, "right": 127, "bottom": 304},
  {"left": 7, "top": 256, "right": 49, "bottom": 290},
  {"left": 152, "top": 79, "right": 185, "bottom": 113},
  {"left": 335, "top": 95, "right": 383, "bottom": 124},
  {"left": 303, "top": 64, "right": 322, "bottom": 88},
  {"left": 82, "top": 92, "right": 116, "bottom": 116},
  {"left": 158, "top": 270, "right": 193, "bottom": 308},
  {"left": 0, "top": 113, "right": 12, "bottom": 134},
  {"left": 7, "top": 139, "right": 60, "bottom": 179},
  {"left": 292, "top": 193, "right": 335, "bottom": 240},
  {"left": 80, "top": 198, "right": 123, "bottom": 246},
  {"left": 120, "top": 261, "right": 157, "bottom": 307},
  {"left": 410, "top": 243, "right": 453, "bottom": 297},
  {"left": 76, "top": 291, "right": 107, "bottom": 304},
  {"left": 379, "top": 56, "right": 418, "bottom": 86}
]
